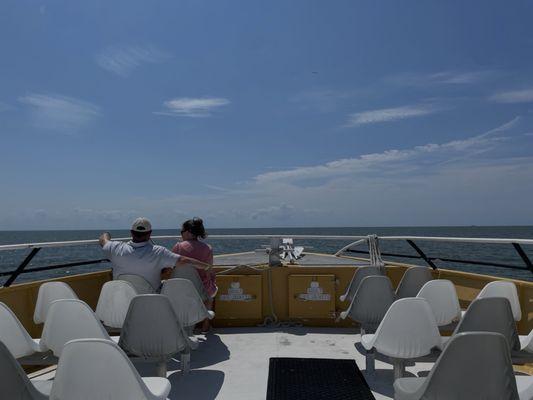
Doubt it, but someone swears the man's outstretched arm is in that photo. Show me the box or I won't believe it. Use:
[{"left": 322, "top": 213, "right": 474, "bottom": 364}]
[{"left": 176, "top": 255, "right": 213, "bottom": 270}]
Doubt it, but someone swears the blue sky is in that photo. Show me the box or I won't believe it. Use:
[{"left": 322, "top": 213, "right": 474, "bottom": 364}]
[{"left": 1, "top": 0, "right": 533, "bottom": 229}]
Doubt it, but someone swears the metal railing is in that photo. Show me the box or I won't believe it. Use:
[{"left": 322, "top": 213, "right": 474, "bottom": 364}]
[{"left": 0, "top": 235, "right": 532, "bottom": 287}]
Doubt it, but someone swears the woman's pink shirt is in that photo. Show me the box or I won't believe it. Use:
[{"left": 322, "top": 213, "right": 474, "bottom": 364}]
[{"left": 172, "top": 240, "right": 217, "bottom": 297}]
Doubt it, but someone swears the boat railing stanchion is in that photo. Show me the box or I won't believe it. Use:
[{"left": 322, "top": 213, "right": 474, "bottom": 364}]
[
  {"left": 3, "top": 247, "right": 41, "bottom": 287},
  {"left": 512, "top": 242, "right": 533, "bottom": 272},
  {"left": 406, "top": 239, "right": 438, "bottom": 270}
]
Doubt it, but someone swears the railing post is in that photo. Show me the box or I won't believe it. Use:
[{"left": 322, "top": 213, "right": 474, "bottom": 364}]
[
  {"left": 3, "top": 247, "right": 41, "bottom": 287},
  {"left": 512, "top": 243, "right": 533, "bottom": 273},
  {"left": 406, "top": 240, "right": 438, "bottom": 270}
]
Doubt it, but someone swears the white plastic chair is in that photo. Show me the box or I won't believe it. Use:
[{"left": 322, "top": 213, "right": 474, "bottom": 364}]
[
  {"left": 340, "top": 276, "right": 395, "bottom": 335},
  {"left": 39, "top": 299, "right": 112, "bottom": 357},
  {"left": 50, "top": 338, "right": 171, "bottom": 400},
  {"left": 117, "top": 274, "right": 156, "bottom": 294},
  {"left": 444, "top": 297, "right": 533, "bottom": 365},
  {"left": 171, "top": 265, "right": 209, "bottom": 301},
  {"left": 0, "top": 302, "right": 41, "bottom": 359},
  {"left": 119, "top": 294, "right": 193, "bottom": 376},
  {"left": 96, "top": 280, "right": 138, "bottom": 329},
  {"left": 0, "top": 341, "right": 51, "bottom": 399},
  {"left": 394, "top": 332, "right": 529, "bottom": 400},
  {"left": 395, "top": 267, "right": 433, "bottom": 299},
  {"left": 33, "top": 282, "right": 78, "bottom": 324},
  {"left": 161, "top": 278, "right": 214, "bottom": 329},
  {"left": 476, "top": 280, "right": 522, "bottom": 322},
  {"left": 361, "top": 297, "right": 442, "bottom": 379},
  {"left": 416, "top": 280, "right": 461, "bottom": 327},
  {"left": 339, "top": 266, "right": 383, "bottom": 303}
]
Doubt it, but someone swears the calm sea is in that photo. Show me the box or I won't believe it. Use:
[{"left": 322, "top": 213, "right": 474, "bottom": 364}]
[{"left": 1, "top": 226, "right": 532, "bottom": 284}]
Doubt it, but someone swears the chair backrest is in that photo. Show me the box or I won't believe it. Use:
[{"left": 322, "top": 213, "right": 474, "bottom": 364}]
[
  {"left": 0, "top": 341, "right": 48, "bottom": 400},
  {"left": 33, "top": 281, "right": 78, "bottom": 324},
  {"left": 51, "top": 338, "right": 167, "bottom": 400},
  {"left": 340, "top": 266, "right": 383, "bottom": 303},
  {"left": 342, "top": 276, "right": 395, "bottom": 328},
  {"left": 161, "top": 278, "right": 211, "bottom": 328},
  {"left": 96, "top": 280, "right": 138, "bottom": 328},
  {"left": 119, "top": 295, "right": 187, "bottom": 359},
  {"left": 116, "top": 274, "right": 156, "bottom": 294},
  {"left": 0, "top": 302, "right": 39, "bottom": 358},
  {"left": 40, "top": 299, "right": 110, "bottom": 357},
  {"left": 416, "top": 279, "right": 461, "bottom": 326},
  {"left": 477, "top": 280, "right": 521, "bottom": 321},
  {"left": 170, "top": 265, "right": 208, "bottom": 301},
  {"left": 395, "top": 267, "right": 433, "bottom": 299},
  {"left": 453, "top": 297, "right": 520, "bottom": 351},
  {"left": 372, "top": 298, "right": 441, "bottom": 358},
  {"left": 413, "top": 332, "right": 520, "bottom": 400}
]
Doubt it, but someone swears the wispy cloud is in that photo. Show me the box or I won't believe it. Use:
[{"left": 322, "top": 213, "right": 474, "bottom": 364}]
[
  {"left": 489, "top": 88, "right": 533, "bottom": 103},
  {"left": 389, "top": 70, "right": 495, "bottom": 86},
  {"left": 96, "top": 45, "right": 169, "bottom": 77},
  {"left": 255, "top": 117, "right": 518, "bottom": 184},
  {"left": 155, "top": 97, "right": 230, "bottom": 118},
  {"left": 18, "top": 93, "right": 101, "bottom": 132},
  {"left": 5, "top": 117, "right": 530, "bottom": 229},
  {"left": 344, "top": 104, "right": 438, "bottom": 127}
]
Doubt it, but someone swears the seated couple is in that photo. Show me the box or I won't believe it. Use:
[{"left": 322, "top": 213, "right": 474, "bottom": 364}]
[{"left": 98, "top": 217, "right": 216, "bottom": 331}]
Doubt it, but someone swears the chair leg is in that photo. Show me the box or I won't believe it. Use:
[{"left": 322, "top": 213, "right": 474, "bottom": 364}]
[
  {"left": 181, "top": 351, "right": 191, "bottom": 375},
  {"left": 365, "top": 348, "right": 375, "bottom": 373},
  {"left": 392, "top": 358, "right": 405, "bottom": 380},
  {"left": 156, "top": 361, "right": 167, "bottom": 377}
]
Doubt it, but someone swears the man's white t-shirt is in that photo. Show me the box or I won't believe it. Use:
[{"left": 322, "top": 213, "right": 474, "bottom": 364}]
[{"left": 102, "top": 240, "right": 180, "bottom": 290}]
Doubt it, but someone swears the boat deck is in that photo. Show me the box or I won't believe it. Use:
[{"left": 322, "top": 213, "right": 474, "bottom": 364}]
[
  {"left": 31, "top": 327, "right": 435, "bottom": 400},
  {"left": 215, "top": 251, "right": 370, "bottom": 266}
]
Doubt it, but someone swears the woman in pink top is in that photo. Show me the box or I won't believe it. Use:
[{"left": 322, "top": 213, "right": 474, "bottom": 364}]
[{"left": 172, "top": 218, "right": 216, "bottom": 332}]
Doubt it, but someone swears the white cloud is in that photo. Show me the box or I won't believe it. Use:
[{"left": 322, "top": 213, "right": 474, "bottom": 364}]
[
  {"left": 2, "top": 117, "right": 532, "bottom": 229},
  {"left": 389, "top": 70, "right": 495, "bottom": 86},
  {"left": 255, "top": 118, "right": 517, "bottom": 184},
  {"left": 18, "top": 93, "right": 101, "bottom": 132},
  {"left": 489, "top": 88, "right": 533, "bottom": 103},
  {"left": 96, "top": 45, "right": 169, "bottom": 77},
  {"left": 156, "top": 97, "right": 230, "bottom": 118},
  {"left": 344, "top": 104, "right": 437, "bottom": 127}
]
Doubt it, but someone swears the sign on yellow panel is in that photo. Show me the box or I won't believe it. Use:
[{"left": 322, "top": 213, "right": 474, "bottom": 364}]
[
  {"left": 288, "top": 275, "right": 336, "bottom": 319},
  {"left": 215, "top": 275, "right": 262, "bottom": 319}
]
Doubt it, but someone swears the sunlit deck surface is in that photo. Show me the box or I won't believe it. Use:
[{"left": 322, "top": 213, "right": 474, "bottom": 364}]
[
  {"left": 215, "top": 251, "right": 370, "bottom": 266},
  {"left": 31, "top": 327, "right": 434, "bottom": 400}
]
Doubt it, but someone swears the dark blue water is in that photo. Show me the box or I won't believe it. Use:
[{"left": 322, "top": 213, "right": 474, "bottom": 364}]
[{"left": 1, "top": 226, "right": 532, "bottom": 284}]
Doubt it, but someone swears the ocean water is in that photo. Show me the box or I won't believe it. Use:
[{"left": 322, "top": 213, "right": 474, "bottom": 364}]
[{"left": 0, "top": 226, "right": 532, "bottom": 285}]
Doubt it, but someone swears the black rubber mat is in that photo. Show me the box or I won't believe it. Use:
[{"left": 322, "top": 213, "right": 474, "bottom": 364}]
[{"left": 267, "top": 357, "right": 376, "bottom": 400}]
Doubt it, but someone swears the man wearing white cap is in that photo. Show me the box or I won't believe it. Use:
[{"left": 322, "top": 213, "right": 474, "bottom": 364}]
[{"left": 98, "top": 217, "right": 211, "bottom": 291}]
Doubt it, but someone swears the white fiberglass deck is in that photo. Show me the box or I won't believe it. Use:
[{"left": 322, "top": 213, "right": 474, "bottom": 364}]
[
  {"left": 214, "top": 251, "right": 369, "bottom": 266},
  {"left": 31, "top": 327, "right": 435, "bottom": 400}
]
